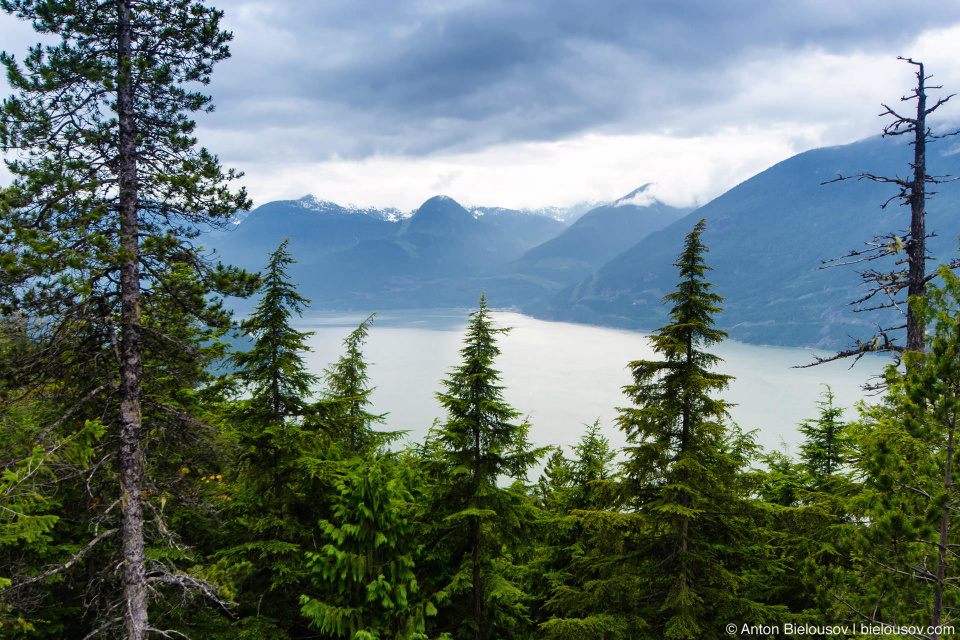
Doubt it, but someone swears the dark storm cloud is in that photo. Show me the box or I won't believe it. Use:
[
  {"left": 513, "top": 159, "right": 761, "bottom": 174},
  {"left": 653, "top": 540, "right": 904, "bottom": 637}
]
[{"left": 206, "top": 0, "right": 960, "bottom": 160}]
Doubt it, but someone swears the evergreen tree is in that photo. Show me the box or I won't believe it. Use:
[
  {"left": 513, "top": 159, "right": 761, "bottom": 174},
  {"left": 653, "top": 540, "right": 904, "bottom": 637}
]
[
  {"left": 618, "top": 219, "right": 737, "bottom": 638},
  {"left": 570, "top": 420, "right": 617, "bottom": 510},
  {"left": 299, "top": 456, "right": 439, "bottom": 640},
  {"left": 835, "top": 266, "right": 960, "bottom": 638},
  {"left": 529, "top": 422, "right": 618, "bottom": 631},
  {"left": 424, "top": 295, "right": 545, "bottom": 640},
  {"left": 798, "top": 386, "right": 849, "bottom": 490},
  {"left": 756, "top": 392, "right": 857, "bottom": 627},
  {"left": 231, "top": 238, "right": 318, "bottom": 424},
  {"left": 618, "top": 219, "right": 784, "bottom": 638},
  {"left": 322, "top": 313, "right": 392, "bottom": 454},
  {"left": 542, "top": 219, "right": 785, "bottom": 640},
  {"left": 0, "top": 1, "right": 251, "bottom": 636},
  {"left": 218, "top": 240, "right": 332, "bottom": 638}
]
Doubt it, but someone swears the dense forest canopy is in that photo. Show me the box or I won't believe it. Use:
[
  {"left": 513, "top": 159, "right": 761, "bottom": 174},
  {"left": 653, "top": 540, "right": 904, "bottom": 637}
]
[{"left": 2, "top": 1, "right": 960, "bottom": 639}]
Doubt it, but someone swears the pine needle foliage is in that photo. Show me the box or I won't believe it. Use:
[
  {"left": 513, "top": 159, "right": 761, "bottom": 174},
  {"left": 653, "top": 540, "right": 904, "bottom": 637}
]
[
  {"left": 836, "top": 266, "right": 960, "bottom": 636},
  {"left": 797, "top": 386, "right": 849, "bottom": 488},
  {"left": 231, "top": 238, "right": 317, "bottom": 424},
  {"left": 219, "top": 240, "right": 334, "bottom": 637},
  {"left": 0, "top": 0, "right": 254, "bottom": 634},
  {"left": 322, "top": 314, "right": 397, "bottom": 454},
  {"left": 543, "top": 219, "right": 787, "bottom": 640},
  {"left": 618, "top": 218, "right": 732, "bottom": 491},
  {"left": 300, "top": 456, "right": 439, "bottom": 640},
  {"left": 425, "top": 295, "right": 545, "bottom": 640},
  {"left": 616, "top": 219, "right": 784, "bottom": 639}
]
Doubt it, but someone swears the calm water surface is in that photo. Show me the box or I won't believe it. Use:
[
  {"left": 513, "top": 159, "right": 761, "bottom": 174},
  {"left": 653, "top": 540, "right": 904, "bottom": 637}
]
[{"left": 298, "top": 309, "right": 887, "bottom": 457}]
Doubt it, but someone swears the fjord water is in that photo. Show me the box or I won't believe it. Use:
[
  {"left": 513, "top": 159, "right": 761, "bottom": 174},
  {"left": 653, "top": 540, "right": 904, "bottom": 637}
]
[{"left": 299, "top": 310, "right": 886, "bottom": 457}]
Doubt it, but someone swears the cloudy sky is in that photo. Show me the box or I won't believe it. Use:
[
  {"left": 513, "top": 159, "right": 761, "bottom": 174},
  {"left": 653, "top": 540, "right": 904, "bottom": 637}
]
[{"left": 3, "top": 0, "right": 960, "bottom": 211}]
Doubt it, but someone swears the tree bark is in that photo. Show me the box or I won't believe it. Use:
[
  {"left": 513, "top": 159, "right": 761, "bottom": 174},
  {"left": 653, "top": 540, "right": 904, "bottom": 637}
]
[
  {"left": 472, "top": 421, "right": 483, "bottom": 640},
  {"left": 906, "top": 61, "right": 928, "bottom": 354},
  {"left": 116, "top": 1, "right": 149, "bottom": 637}
]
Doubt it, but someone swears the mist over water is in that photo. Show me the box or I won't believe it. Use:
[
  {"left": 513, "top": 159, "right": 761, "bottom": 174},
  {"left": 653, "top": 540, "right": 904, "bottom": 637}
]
[{"left": 299, "top": 309, "right": 887, "bottom": 458}]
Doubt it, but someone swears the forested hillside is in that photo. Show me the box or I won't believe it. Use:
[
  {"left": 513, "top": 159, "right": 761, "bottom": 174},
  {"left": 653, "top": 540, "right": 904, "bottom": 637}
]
[
  {"left": 532, "top": 135, "right": 960, "bottom": 347},
  {"left": 3, "top": 1, "right": 960, "bottom": 639}
]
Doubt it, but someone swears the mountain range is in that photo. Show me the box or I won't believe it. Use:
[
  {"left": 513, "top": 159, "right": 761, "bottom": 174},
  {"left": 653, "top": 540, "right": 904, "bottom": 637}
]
[
  {"left": 532, "top": 136, "right": 960, "bottom": 347},
  {"left": 208, "top": 135, "right": 960, "bottom": 348}
]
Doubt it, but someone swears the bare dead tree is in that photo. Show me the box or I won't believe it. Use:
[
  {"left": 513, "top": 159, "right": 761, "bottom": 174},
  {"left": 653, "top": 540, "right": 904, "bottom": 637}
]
[{"left": 801, "top": 57, "right": 959, "bottom": 369}]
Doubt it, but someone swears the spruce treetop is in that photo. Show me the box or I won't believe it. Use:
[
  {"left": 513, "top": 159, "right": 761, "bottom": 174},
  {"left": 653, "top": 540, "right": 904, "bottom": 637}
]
[
  {"left": 619, "top": 217, "right": 732, "bottom": 477},
  {"left": 436, "top": 293, "right": 536, "bottom": 484},
  {"left": 232, "top": 239, "right": 317, "bottom": 422}
]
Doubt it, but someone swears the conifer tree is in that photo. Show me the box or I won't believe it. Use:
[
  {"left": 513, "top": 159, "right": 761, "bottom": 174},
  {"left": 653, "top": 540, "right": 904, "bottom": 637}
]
[
  {"left": 618, "top": 218, "right": 784, "bottom": 639},
  {"left": 835, "top": 266, "right": 960, "bottom": 639},
  {"left": 299, "top": 456, "right": 439, "bottom": 640},
  {"left": 0, "top": 1, "right": 251, "bottom": 636},
  {"left": 231, "top": 238, "right": 318, "bottom": 425},
  {"left": 322, "top": 314, "right": 392, "bottom": 454},
  {"left": 529, "top": 421, "right": 617, "bottom": 631},
  {"left": 219, "top": 240, "right": 331, "bottom": 637},
  {"left": 542, "top": 220, "right": 784, "bottom": 640},
  {"left": 425, "top": 295, "right": 544, "bottom": 640},
  {"left": 798, "top": 386, "right": 849, "bottom": 490}
]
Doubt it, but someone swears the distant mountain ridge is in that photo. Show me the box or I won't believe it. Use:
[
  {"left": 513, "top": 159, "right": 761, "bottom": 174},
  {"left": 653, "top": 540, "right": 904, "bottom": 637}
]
[
  {"left": 530, "top": 135, "right": 960, "bottom": 348},
  {"left": 210, "top": 188, "right": 680, "bottom": 311},
  {"left": 499, "top": 184, "right": 691, "bottom": 287},
  {"left": 208, "top": 135, "right": 960, "bottom": 348},
  {"left": 291, "top": 194, "right": 409, "bottom": 221}
]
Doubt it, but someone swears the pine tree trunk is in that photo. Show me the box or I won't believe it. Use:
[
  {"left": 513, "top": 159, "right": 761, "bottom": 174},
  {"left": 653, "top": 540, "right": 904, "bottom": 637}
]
[
  {"left": 116, "top": 1, "right": 149, "bottom": 637},
  {"left": 906, "top": 63, "right": 927, "bottom": 354}
]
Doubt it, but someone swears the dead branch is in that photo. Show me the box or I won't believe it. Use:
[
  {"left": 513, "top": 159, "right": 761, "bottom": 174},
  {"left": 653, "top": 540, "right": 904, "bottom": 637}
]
[{"left": 6, "top": 528, "right": 118, "bottom": 592}]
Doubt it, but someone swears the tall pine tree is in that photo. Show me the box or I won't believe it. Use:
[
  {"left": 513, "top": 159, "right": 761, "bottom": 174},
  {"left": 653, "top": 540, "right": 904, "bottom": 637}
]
[
  {"left": 619, "top": 218, "right": 781, "bottom": 638},
  {"left": 834, "top": 266, "right": 960, "bottom": 639},
  {"left": 543, "top": 219, "right": 784, "bottom": 640},
  {"left": 0, "top": 1, "right": 251, "bottom": 635},
  {"left": 218, "top": 240, "right": 332, "bottom": 638},
  {"left": 321, "top": 313, "right": 393, "bottom": 454},
  {"left": 424, "top": 295, "right": 545, "bottom": 640}
]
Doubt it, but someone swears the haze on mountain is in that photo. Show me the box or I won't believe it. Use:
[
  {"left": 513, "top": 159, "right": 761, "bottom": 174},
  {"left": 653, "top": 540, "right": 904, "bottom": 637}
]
[
  {"left": 532, "top": 135, "right": 960, "bottom": 348},
  {"left": 211, "top": 188, "right": 686, "bottom": 311},
  {"left": 210, "top": 133, "right": 960, "bottom": 350}
]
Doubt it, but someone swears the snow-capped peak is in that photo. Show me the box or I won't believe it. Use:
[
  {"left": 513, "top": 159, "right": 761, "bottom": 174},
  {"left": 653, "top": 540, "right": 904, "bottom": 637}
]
[{"left": 613, "top": 184, "right": 658, "bottom": 208}]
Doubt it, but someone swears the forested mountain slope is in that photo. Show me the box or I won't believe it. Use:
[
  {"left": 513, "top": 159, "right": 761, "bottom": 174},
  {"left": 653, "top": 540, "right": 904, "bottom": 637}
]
[{"left": 532, "top": 135, "right": 960, "bottom": 347}]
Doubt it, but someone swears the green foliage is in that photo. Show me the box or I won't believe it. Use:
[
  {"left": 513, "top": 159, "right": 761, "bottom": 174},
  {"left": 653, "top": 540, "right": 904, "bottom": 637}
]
[
  {"left": 231, "top": 239, "right": 318, "bottom": 423},
  {"left": 0, "top": 417, "right": 102, "bottom": 555},
  {"left": 528, "top": 422, "right": 619, "bottom": 632},
  {"left": 836, "top": 266, "right": 960, "bottom": 631},
  {"left": 618, "top": 219, "right": 745, "bottom": 639},
  {"left": 0, "top": 0, "right": 255, "bottom": 633},
  {"left": 424, "top": 295, "right": 546, "bottom": 640},
  {"left": 217, "top": 240, "right": 334, "bottom": 637},
  {"left": 434, "top": 295, "right": 541, "bottom": 485},
  {"left": 541, "top": 219, "right": 789, "bottom": 639},
  {"left": 798, "top": 386, "right": 850, "bottom": 489},
  {"left": 300, "top": 456, "right": 438, "bottom": 640},
  {"left": 321, "top": 313, "right": 397, "bottom": 454},
  {"left": 618, "top": 218, "right": 732, "bottom": 490}
]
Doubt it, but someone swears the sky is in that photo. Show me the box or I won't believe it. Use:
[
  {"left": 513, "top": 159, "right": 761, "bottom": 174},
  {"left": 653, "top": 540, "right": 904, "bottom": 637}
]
[{"left": 3, "top": 0, "right": 960, "bottom": 212}]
